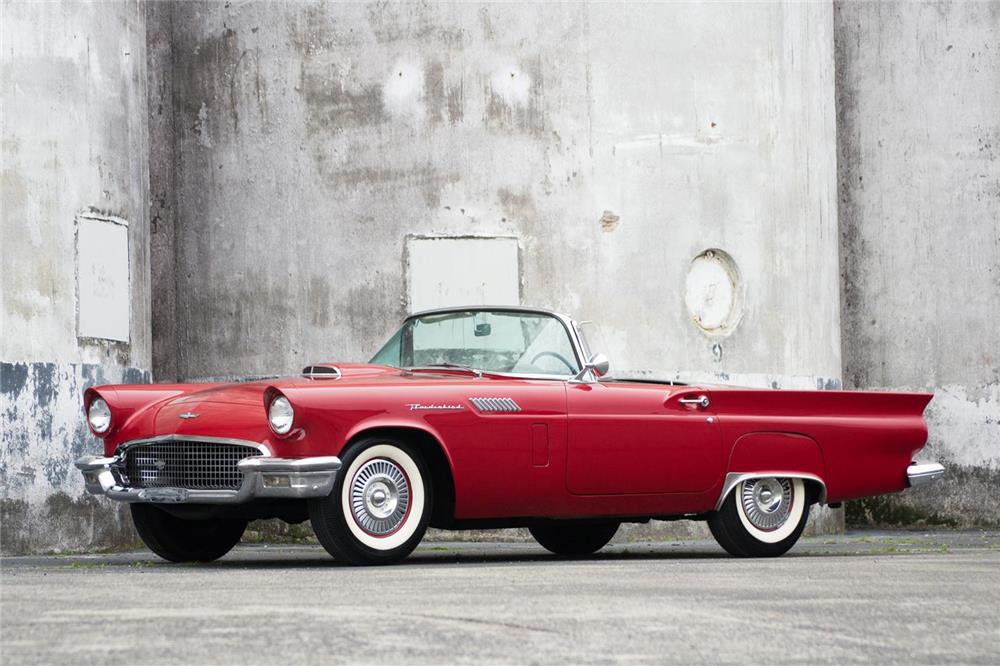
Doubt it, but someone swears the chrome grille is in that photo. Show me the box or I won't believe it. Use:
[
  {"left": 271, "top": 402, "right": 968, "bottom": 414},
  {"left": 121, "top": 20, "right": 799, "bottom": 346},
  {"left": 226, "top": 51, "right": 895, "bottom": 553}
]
[{"left": 120, "top": 441, "right": 263, "bottom": 490}]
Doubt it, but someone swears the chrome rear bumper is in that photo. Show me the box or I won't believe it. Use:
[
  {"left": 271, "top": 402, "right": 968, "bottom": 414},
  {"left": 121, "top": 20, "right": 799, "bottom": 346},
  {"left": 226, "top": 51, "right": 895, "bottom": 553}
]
[
  {"left": 907, "top": 462, "right": 945, "bottom": 487},
  {"left": 75, "top": 454, "right": 342, "bottom": 504}
]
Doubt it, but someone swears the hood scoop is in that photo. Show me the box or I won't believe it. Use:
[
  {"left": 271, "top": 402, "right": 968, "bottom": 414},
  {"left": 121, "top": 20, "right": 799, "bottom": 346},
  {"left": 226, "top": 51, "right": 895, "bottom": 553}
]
[
  {"left": 302, "top": 365, "right": 342, "bottom": 380},
  {"left": 299, "top": 363, "right": 403, "bottom": 380}
]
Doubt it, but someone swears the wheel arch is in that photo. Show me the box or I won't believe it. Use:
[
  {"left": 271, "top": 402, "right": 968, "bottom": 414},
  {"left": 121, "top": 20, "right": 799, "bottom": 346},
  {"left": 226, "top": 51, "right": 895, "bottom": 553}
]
[
  {"left": 718, "top": 431, "right": 829, "bottom": 510},
  {"left": 342, "top": 425, "right": 456, "bottom": 528},
  {"left": 714, "top": 472, "right": 827, "bottom": 511}
]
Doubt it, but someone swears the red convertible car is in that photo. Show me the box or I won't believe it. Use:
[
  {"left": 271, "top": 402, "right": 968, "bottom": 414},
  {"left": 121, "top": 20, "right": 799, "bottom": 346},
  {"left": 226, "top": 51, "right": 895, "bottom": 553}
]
[{"left": 76, "top": 306, "right": 944, "bottom": 565}]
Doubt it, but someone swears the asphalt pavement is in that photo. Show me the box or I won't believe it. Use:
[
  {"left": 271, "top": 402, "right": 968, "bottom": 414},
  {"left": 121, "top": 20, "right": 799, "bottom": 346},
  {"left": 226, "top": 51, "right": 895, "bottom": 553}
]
[{"left": 2, "top": 530, "right": 999, "bottom": 664}]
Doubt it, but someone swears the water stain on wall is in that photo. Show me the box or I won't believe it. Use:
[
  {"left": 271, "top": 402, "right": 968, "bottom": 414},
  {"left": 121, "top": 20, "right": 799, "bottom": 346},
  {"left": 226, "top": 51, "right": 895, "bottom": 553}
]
[
  {"left": 483, "top": 57, "right": 546, "bottom": 136},
  {"left": 365, "top": 3, "right": 466, "bottom": 47},
  {"left": 300, "top": 60, "right": 387, "bottom": 134},
  {"left": 498, "top": 187, "right": 537, "bottom": 225},
  {"left": 327, "top": 164, "right": 460, "bottom": 209},
  {"left": 424, "top": 60, "right": 447, "bottom": 124}
]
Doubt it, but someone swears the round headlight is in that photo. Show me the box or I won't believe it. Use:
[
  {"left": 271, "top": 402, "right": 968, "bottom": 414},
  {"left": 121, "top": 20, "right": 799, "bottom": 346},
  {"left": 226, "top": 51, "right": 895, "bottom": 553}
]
[
  {"left": 88, "top": 397, "right": 112, "bottom": 433},
  {"left": 268, "top": 396, "right": 294, "bottom": 435}
]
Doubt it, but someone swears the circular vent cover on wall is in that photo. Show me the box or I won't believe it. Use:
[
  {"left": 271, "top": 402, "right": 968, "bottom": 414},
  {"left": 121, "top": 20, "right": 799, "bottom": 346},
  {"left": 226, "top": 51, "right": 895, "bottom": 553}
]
[{"left": 684, "top": 248, "right": 744, "bottom": 335}]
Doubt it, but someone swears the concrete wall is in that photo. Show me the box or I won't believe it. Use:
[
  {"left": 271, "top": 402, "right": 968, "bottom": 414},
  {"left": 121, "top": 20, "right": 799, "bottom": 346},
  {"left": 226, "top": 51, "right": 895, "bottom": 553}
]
[
  {"left": 1, "top": 0, "right": 151, "bottom": 554},
  {"left": 148, "top": 2, "right": 843, "bottom": 534},
  {"left": 2, "top": 1, "right": 992, "bottom": 552},
  {"left": 151, "top": 1, "right": 841, "bottom": 385},
  {"left": 836, "top": 1, "right": 1000, "bottom": 526}
]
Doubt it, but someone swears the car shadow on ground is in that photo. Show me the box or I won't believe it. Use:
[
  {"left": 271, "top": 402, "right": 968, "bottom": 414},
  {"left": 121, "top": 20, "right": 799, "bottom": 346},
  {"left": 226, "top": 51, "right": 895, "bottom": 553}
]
[
  {"left": 115, "top": 544, "right": 938, "bottom": 570},
  {"left": 11, "top": 547, "right": 737, "bottom": 571},
  {"left": 206, "top": 549, "right": 729, "bottom": 569},
  {"left": 10, "top": 531, "right": 990, "bottom": 571}
]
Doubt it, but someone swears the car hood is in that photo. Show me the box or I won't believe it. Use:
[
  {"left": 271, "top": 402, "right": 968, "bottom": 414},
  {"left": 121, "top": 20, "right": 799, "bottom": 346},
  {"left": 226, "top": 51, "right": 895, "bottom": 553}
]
[
  {"left": 159, "top": 364, "right": 402, "bottom": 406},
  {"left": 149, "top": 382, "right": 269, "bottom": 437},
  {"left": 165, "top": 382, "right": 270, "bottom": 407},
  {"left": 147, "top": 364, "right": 404, "bottom": 433}
]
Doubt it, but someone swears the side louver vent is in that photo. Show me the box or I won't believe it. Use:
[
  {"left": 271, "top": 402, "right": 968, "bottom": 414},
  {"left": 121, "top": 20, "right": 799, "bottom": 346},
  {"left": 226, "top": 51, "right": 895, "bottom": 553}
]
[
  {"left": 470, "top": 397, "right": 522, "bottom": 413},
  {"left": 302, "top": 365, "right": 342, "bottom": 380}
]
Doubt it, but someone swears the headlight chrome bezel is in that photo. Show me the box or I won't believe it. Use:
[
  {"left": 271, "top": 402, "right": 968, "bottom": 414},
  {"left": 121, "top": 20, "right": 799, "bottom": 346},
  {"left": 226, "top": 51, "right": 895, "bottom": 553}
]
[
  {"left": 88, "top": 396, "right": 112, "bottom": 434},
  {"left": 268, "top": 395, "right": 295, "bottom": 436}
]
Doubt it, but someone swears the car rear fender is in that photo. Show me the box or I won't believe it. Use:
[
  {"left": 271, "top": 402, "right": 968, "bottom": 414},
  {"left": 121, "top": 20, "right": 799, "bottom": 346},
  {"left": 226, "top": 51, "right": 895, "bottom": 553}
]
[{"left": 710, "top": 389, "right": 932, "bottom": 504}]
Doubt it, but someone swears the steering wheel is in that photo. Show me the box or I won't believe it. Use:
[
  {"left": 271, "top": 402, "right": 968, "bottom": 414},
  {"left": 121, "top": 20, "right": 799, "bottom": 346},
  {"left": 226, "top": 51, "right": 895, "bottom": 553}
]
[{"left": 531, "top": 351, "right": 576, "bottom": 373}]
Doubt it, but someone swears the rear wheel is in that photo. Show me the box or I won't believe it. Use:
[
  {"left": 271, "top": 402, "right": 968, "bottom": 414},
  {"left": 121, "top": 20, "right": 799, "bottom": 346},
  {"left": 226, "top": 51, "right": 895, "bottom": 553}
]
[
  {"left": 130, "top": 504, "right": 246, "bottom": 563},
  {"left": 529, "top": 522, "right": 620, "bottom": 556},
  {"left": 708, "top": 477, "right": 809, "bottom": 557},
  {"left": 309, "top": 437, "right": 431, "bottom": 566}
]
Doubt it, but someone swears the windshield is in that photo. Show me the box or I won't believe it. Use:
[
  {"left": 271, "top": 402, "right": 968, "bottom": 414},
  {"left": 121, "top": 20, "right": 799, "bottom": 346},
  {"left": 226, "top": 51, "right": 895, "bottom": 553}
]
[{"left": 370, "top": 310, "right": 581, "bottom": 376}]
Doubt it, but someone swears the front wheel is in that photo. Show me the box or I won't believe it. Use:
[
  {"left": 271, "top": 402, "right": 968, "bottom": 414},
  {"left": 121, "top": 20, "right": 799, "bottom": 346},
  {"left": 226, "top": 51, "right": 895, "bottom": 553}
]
[
  {"left": 708, "top": 477, "right": 810, "bottom": 557},
  {"left": 529, "top": 521, "right": 620, "bottom": 556},
  {"left": 309, "top": 438, "right": 431, "bottom": 566},
  {"left": 130, "top": 504, "right": 246, "bottom": 562}
]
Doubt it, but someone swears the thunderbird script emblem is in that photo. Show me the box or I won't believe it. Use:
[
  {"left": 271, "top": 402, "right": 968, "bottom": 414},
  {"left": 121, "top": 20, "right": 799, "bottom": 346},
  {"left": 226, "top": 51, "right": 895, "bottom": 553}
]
[
  {"left": 405, "top": 403, "right": 464, "bottom": 411},
  {"left": 178, "top": 412, "right": 199, "bottom": 419}
]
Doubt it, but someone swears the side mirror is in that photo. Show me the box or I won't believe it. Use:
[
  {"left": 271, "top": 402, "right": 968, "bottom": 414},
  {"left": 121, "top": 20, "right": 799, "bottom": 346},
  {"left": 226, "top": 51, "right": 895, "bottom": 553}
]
[
  {"left": 588, "top": 353, "right": 610, "bottom": 378},
  {"left": 570, "top": 353, "right": 610, "bottom": 384}
]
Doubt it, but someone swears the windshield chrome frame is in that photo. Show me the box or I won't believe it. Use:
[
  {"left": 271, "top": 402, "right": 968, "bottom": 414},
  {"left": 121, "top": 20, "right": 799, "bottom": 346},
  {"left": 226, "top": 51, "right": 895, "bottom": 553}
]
[{"left": 388, "top": 306, "right": 590, "bottom": 381}]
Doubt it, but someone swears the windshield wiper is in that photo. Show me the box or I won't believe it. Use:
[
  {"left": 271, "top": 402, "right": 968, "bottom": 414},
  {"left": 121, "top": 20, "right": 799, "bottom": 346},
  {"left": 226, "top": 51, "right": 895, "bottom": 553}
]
[{"left": 405, "top": 363, "right": 484, "bottom": 378}]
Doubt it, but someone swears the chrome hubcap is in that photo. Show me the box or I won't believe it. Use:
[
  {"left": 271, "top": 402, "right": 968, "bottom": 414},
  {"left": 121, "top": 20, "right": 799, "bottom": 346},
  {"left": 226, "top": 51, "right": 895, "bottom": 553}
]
[
  {"left": 740, "top": 477, "right": 793, "bottom": 531},
  {"left": 350, "top": 458, "right": 410, "bottom": 536}
]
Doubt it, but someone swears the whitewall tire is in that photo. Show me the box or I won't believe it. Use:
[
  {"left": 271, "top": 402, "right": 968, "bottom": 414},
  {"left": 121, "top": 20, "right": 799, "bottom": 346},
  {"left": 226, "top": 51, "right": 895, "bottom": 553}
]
[
  {"left": 309, "top": 438, "right": 431, "bottom": 566},
  {"left": 708, "top": 476, "right": 811, "bottom": 557}
]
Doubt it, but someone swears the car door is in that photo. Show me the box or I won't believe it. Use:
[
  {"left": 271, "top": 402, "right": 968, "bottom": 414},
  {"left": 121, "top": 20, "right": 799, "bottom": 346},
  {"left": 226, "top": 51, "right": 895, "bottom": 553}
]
[{"left": 565, "top": 382, "right": 722, "bottom": 495}]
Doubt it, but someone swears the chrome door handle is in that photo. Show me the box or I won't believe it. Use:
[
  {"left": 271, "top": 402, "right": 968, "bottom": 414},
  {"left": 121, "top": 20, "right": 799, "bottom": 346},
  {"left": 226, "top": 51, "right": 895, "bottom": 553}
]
[{"left": 678, "top": 395, "right": 710, "bottom": 409}]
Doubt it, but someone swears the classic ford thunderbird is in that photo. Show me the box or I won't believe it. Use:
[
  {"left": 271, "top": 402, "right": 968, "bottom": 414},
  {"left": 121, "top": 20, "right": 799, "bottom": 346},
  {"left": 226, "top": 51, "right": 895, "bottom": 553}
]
[{"left": 76, "top": 306, "right": 944, "bottom": 565}]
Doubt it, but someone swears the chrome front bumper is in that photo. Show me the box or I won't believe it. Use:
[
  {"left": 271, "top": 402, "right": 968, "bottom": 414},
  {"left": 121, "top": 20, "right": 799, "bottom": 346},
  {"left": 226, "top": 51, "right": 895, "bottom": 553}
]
[
  {"left": 907, "top": 462, "right": 945, "bottom": 487},
  {"left": 75, "top": 454, "right": 342, "bottom": 504}
]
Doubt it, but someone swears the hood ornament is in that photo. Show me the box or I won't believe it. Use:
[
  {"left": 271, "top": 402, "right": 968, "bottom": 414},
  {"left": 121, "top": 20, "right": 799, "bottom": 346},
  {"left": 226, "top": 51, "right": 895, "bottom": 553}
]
[{"left": 178, "top": 412, "right": 199, "bottom": 419}]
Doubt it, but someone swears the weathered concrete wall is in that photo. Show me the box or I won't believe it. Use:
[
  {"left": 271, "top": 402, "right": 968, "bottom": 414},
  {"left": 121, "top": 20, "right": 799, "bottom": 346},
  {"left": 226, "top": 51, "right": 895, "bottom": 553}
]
[
  {"left": 836, "top": 1, "right": 1000, "bottom": 526},
  {"left": 149, "top": 2, "right": 843, "bottom": 533},
  {"left": 1, "top": 0, "right": 151, "bottom": 554},
  {"left": 152, "top": 1, "right": 841, "bottom": 386}
]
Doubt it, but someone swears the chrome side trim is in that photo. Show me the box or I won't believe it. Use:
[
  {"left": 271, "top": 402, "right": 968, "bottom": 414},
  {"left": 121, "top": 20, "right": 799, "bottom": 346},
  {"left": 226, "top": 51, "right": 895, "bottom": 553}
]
[
  {"left": 470, "top": 397, "right": 522, "bottom": 413},
  {"left": 907, "top": 462, "right": 945, "bottom": 487},
  {"left": 715, "top": 471, "right": 827, "bottom": 511}
]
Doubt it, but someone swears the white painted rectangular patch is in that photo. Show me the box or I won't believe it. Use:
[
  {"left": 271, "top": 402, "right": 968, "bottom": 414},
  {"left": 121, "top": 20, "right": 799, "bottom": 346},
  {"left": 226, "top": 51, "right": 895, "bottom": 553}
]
[
  {"left": 407, "top": 237, "right": 520, "bottom": 313},
  {"left": 77, "top": 215, "right": 130, "bottom": 342}
]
